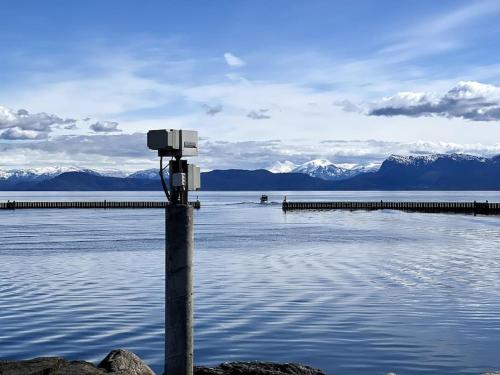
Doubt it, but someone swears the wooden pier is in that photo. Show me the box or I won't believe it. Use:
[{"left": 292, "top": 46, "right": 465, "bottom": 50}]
[
  {"left": 282, "top": 201, "right": 500, "bottom": 215},
  {"left": 0, "top": 200, "right": 201, "bottom": 210}
]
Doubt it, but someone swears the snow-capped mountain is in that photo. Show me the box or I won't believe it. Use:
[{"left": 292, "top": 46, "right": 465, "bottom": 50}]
[
  {"left": 127, "top": 169, "right": 159, "bottom": 179},
  {"left": 0, "top": 167, "right": 98, "bottom": 183},
  {"left": 0, "top": 166, "right": 160, "bottom": 184},
  {"left": 268, "top": 161, "right": 297, "bottom": 173},
  {"left": 1, "top": 153, "right": 500, "bottom": 190},
  {"left": 287, "top": 159, "right": 379, "bottom": 180},
  {"left": 292, "top": 159, "right": 348, "bottom": 180},
  {"left": 95, "top": 169, "right": 129, "bottom": 178},
  {"left": 385, "top": 153, "right": 487, "bottom": 167},
  {"left": 0, "top": 167, "right": 132, "bottom": 185},
  {"left": 334, "top": 152, "right": 500, "bottom": 190}
]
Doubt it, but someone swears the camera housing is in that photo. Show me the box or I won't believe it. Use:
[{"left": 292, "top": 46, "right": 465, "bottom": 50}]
[{"left": 147, "top": 129, "right": 198, "bottom": 157}]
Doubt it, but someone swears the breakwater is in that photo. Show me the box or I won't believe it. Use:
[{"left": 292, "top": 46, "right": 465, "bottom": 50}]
[
  {"left": 282, "top": 200, "right": 500, "bottom": 214},
  {"left": 0, "top": 200, "right": 201, "bottom": 210}
]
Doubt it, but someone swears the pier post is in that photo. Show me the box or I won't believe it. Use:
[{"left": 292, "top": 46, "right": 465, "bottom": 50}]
[{"left": 166, "top": 204, "right": 194, "bottom": 375}]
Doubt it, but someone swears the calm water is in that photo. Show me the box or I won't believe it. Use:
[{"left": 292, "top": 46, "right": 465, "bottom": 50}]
[{"left": 1, "top": 191, "right": 500, "bottom": 374}]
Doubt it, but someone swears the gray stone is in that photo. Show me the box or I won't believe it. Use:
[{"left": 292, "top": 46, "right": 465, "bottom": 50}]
[
  {"left": 193, "top": 362, "right": 326, "bottom": 375},
  {"left": 0, "top": 350, "right": 155, "bottom": 375},
  {"left": 0, "top": 357, "right": 107, "bottom": 375},
  {"left": 98, "top": 349, "right": 155, "bottom": 375},
  {"left": 0, "top": 354, "right": 328, "bottom": 375}
]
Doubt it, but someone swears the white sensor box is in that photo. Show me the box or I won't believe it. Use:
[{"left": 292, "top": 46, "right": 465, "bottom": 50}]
[{"left": 188, "top": 164, "right": 201, "bottom": 191}]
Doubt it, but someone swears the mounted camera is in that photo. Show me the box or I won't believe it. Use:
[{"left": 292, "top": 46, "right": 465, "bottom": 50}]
[
  {"left": 147, "top": 129, "right": 198, "bottom": 157},
  {"left": 147, "top": 129, "right": 200, "bottom": 204}
]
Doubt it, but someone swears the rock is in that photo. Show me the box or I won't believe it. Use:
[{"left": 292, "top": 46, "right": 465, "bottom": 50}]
[
  {"left": 1, "top": 354, "right": 326, "bottom": 375},
  {"left": 0, "top": 357, "right": 107, "bottom": 375},
  {"left": 193, "top": 362, "right": 326, "bottom": 375},
  {"left": 0, "top": 350, "right": 155, "bottom": 375},
  {"left": 98, "top": 349, "right": 155, "bottom": 375}
]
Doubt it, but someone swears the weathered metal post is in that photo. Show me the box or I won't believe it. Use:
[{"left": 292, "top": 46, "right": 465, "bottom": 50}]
[
  {"left": 147, "top": 129, "right": 200, "bottom": 375},
  {"left": 166, "top": 204, "right": 194, "bottom": 375}
]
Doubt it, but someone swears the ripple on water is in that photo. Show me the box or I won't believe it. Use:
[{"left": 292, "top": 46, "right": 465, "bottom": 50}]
[{"left": 1, "top": 191, "right": 500, "bottom": 374}]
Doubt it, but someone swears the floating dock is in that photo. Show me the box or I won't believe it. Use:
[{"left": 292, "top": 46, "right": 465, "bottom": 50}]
[
  {"left": 282, "top": 201, "right": 500, "bottom": 215},
  {"left": 0, "top": 200, "right": 201, "bottom": 210}
]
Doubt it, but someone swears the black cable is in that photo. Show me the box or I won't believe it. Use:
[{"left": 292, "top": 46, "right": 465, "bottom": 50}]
[{"left": 159, "top": 155, "right": 171, "bottom": 202}]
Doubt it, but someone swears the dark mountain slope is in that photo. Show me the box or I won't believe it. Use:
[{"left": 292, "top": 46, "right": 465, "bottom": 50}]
[
  {"left": 2, "top": 154, "right": 500, "bottom": 191},
  {"left": 333, "top": 154, "right": 500, "bottom": 190},
  {"left": 33, "top": 172, "right": 161, "bottom": 191},
  {"left": 201, "top": 169, "right": 334, "bottom": 190}
]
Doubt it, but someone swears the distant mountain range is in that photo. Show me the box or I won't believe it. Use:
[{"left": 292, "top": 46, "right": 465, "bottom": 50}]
[
  {"left": 32, "top": 172, "right": 160, "bottom": 191},
  {"left": 1, "top": 154, "right": 500, "bottom": 191},
  {"left": 200, "top": 169, "right": 332, "bottom": 190},
  {"left": 331, "top": 154, "right": 500, "bottom": 190},
  {"left": 291, "top": 159, "right": 378, "bottom": 180},
  {"left": 127, "top": 169, "right": 158, "bottom": 180},
  {"left": 270, "top": 159, "right": 379, "bottom": 180}
]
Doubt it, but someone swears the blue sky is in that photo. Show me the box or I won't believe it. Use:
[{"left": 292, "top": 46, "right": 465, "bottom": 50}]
[{"left": 2, "top": 0, "right": 500, "bottom": 171}]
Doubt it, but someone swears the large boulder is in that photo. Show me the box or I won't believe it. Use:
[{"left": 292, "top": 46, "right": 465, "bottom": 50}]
[
  {"left": 0, "top": 357, "right": 107, "bottom": 374},
  {"left": 0, "top": 354, "right": 328, "bottom": 375},
  {"left": 193, "top": 362, "right": 326, "bottom": 375},
  {"left": 0, "top": 350, "right": 154, "bottom": 375},
  {"left": 98, "top": 349, "right": 155, "bottom": 375}
]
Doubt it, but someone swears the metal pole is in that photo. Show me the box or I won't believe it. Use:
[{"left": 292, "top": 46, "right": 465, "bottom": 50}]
[{"left": 166, "top": 204, "right": 194, "bottom": 375}]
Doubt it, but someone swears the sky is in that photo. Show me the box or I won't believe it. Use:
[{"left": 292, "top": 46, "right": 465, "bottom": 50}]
[{"left": 2, "top": 0, "right": 500, "bottom": 172}]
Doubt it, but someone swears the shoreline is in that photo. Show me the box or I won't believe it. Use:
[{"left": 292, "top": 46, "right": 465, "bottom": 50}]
[
  {"left": 1, "top": 350, "right": 499, "bottom": 375},
  {"left": 0, "top": 349, "right": 326, "bottom": 375}
]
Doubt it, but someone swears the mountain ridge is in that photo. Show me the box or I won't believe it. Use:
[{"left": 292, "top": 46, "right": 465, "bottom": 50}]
[
  {"left": 268, "top": 159, "right": 379, "bottom": 180},
  {"left": 332, "top": 153, "right": 500, "bottom": 190},
  {"left": 1, "top": 153, "right": 500, "bottom": 191}
]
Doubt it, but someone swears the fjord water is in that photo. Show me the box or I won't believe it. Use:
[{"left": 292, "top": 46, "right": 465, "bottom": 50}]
[{"left": 1, "top": 191, "right": 500, "bottom": 374}]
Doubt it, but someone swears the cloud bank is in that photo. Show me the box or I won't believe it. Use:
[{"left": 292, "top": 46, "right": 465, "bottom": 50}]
[
  {"left": 368, "top": 81, "right": 500, "bottom": 121},
  {"left": 0, "top": 128, "right": 47, "bottom": 140},
  {"left": 2, "top": 132, "right": 500, "bottom": 172},
  {"left": 0, "top": 106, "right": 76, "bottom": 139}
]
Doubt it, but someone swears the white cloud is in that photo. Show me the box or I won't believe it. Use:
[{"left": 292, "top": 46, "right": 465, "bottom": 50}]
[
  {"left": 224, "top": 52, "right": 246, "bottom": 67},
  {"left": 3, "top": 37, "right": 500, "bottom": 171},
  {"left": 333, "top": 99, "right": 363, "bottom": 113},
  {"left": 90, "top": 121, "right": 121, "bottom": 132},
  {"left": 368, "top": 81, "right": 500, "bottom": 121},
  {"left": 0, "top": 127, "right": 47, "bottom": 140},
  {"left": 0, "top": 105, "right": 76, "bottom": 139},
  {"left": 0, "top": 55, "right": 179, "bottom": 121},
  {"left": 247, "top": 109, "right": 271, "bottom": 120},
  {"left": 373, "top": 1, "right": 500, "bottom": 64}
]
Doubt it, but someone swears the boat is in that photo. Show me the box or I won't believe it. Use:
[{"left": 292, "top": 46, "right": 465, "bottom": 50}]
[{"left": 260, "top": 194, "right": 268, "bottom": 204}]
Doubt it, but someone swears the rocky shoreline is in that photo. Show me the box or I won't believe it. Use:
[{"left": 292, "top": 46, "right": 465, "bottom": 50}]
[
  {"left": 0, "top": 349, "right": 326, "bottom": 375},
  {"left": 1, "top": 350, "right": 499, "bottom": 375}
]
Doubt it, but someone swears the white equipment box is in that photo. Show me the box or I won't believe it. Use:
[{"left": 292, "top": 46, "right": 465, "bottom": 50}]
[{"left": 188, "top": 164, "right": 201, "bottom": 191}]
